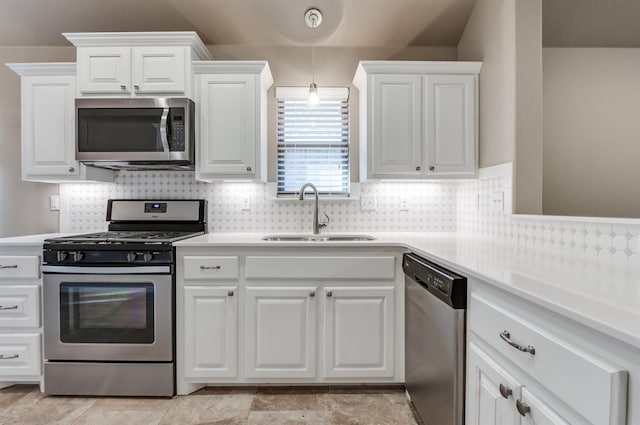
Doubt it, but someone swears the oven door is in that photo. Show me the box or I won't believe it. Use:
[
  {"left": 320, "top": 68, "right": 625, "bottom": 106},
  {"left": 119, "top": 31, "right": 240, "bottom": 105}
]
[{"left": 43, "top": 272, "right": 173, "bottom": 362}]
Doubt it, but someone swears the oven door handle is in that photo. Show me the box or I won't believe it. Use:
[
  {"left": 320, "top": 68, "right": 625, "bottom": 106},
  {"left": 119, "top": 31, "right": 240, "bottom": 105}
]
[{"left": 42, "top": 265, "right": 171, "bottom": 274}]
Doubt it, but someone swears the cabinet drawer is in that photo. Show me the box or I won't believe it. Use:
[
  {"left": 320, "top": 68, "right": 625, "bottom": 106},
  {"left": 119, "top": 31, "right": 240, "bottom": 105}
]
[
  {"left": 245, "top": 256, "right": 395, "bottom": 279},
  {"left": 183, "top": 256, "right": 239, "bottom": 280},
  {"left": 0, "top": 256, "right": 40, "bottom": 280},
  {"left": 0, "top": 334, "right": 41, "bottom": 377},
  {"left": 470, "top": 292, "right": 627, "bottom": 425},
  {"left": 0, "top": 285, "right": 40, "bottom": 328}
]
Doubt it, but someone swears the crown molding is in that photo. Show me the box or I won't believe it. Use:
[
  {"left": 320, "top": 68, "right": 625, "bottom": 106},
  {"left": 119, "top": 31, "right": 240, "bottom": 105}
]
[{"left": 6, "top": 62, "right": 76, "bottom": 76}]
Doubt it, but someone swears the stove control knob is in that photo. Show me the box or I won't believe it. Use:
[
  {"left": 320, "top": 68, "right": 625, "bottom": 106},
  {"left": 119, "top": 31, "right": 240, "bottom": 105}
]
[
  {"left": 72, "top": 252, "right": 84, "bottom": 263},
  {"left": 127, "top": 252, "right": 137, "bottom": 263},
  {"left": 56, "top": 252, "right": 68, "bottom": 262},
  {"left": 143, "top": 253, "right": 154, "bottom": 263}
]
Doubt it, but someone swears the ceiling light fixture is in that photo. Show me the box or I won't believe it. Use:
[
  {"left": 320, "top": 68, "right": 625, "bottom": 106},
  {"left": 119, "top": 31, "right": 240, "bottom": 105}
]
[{"left": 305, "top": 8, "right": 323, "bottom": 106}]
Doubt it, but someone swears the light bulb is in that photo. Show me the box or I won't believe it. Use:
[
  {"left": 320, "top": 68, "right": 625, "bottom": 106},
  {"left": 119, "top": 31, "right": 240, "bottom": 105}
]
[{"left": 308, "top": 82, "right": 319, "bottom": 106}]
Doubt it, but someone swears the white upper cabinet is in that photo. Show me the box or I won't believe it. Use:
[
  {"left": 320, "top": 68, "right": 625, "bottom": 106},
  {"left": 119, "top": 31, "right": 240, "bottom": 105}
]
[
  {"left": 353, "top": 61, "right": 481, "bottom": 180},
  {"left": 64, "top": 32, "right": 212, "bottom": 97},
  {"left": 193, "top": 62, "right": 273, "bottom": 182},
  {"left": 6, "top": 63, "right": 114, "bottom": 183}
]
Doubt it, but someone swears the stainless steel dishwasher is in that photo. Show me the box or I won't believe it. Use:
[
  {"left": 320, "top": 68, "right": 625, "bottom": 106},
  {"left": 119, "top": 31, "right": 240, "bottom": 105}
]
[{"left": 403, "top": 253, "right": 467, "bottom": 425}]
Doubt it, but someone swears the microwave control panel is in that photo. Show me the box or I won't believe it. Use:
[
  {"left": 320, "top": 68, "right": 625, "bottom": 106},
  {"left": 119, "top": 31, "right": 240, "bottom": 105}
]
[{"left": 169, "top": 110, "right": 185, "bottom": 152}]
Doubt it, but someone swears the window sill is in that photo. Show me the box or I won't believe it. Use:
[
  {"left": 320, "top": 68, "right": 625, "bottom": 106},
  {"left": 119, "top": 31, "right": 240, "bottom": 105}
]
[{"left": 266, "top": 183, "right": 360, "bottom": 202}]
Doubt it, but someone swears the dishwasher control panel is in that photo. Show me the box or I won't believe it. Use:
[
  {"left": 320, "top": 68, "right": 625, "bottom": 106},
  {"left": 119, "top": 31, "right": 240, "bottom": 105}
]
[{"left": 403, "top": 253, "right": 467, "bottom": 309}]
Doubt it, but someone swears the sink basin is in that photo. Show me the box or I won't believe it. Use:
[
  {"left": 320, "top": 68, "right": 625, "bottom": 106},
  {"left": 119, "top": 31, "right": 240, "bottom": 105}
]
[{"left": 262, "top": 234, "right": 376, "bottom": 242}]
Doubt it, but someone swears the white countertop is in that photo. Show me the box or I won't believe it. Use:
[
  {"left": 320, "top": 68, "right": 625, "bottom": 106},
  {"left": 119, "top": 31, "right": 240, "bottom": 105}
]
[
  {"left": 1, "top": 231, "right": 638, "bottom": 350},
  {"left": 177, "top": 231, "right": 640, "bottom": 351}
]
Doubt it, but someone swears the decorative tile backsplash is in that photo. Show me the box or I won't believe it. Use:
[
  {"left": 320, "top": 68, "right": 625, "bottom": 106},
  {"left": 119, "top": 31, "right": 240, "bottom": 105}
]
[
  {"left": 456, "top": 164, "right": 640, "bottom": 267},
  {"left": 59, "top": 165, "right": 640, "bottom": 267},
  {"left": 59, "top": 172, "right": 457, "bottom": 233}
]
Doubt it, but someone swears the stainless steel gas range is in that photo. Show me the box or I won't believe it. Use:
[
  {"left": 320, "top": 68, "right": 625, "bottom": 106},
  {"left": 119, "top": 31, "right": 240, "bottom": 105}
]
[{"left": 41, "top": 199, "right": 207, "bottom": 396}]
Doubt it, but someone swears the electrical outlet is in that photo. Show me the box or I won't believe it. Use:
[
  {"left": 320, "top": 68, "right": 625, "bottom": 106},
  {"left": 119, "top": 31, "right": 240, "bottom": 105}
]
[
  {"left": 399, "top": 198, "right": 409, "bottom": 211},
  {"left": 360, "top": 195, "right": 376, "bottom": 211},
  {"left": 49, "top": 195, "right": 60, "bottom": 211},
  {"left": 241, "top": 196, "right": 251, "bottom": 211},
  {"left": 490, "top": 191, "right": 504, "bottom": 212}
]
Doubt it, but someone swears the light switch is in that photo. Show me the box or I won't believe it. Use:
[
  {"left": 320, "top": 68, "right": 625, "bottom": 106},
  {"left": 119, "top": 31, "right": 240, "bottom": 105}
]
[{"left": 50, "top": 195, "right": 60, "bottom": 211}]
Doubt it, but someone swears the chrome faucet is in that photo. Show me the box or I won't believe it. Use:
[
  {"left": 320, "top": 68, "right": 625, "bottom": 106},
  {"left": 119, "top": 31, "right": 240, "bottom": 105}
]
[{"left": 298, "top": 183, "right": 330, "bottom": 234}]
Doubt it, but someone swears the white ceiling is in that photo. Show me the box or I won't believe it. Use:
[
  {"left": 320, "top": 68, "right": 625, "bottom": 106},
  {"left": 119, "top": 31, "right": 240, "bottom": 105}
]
[
  {"left": 0, "top": 0, "right": 477, "bottom": 47},
  {"left": 1, "top": 0, "right": 636, "bottom": 49}
]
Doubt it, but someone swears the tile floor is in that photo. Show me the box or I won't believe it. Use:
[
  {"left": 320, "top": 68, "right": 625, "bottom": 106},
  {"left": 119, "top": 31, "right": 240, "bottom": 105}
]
[{"left": 0, "top": 385, "right": 420, "bottom": 425}]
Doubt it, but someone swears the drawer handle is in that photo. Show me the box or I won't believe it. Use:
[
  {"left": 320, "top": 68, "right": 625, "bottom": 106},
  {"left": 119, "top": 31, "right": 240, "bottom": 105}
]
[
  {"left": 0, "top": 354, "right": 19, "bottom": 360},
  {"left": 500, "top": 330, "right": 535, "bottom": 355},
  {"left": 516, "top": 399, "right": 531, "bottom": 417},
  {"left": 0, "top": 265, "right": 18, "bottom": 269},
  {"left": 200, "top": 265, "right": 221, "bottom": 270},
  {"left": 0, "top": 305, "right": 19, "bottom": 310},
  {"left": 499, "top": 383, "right": 512, "bottom": 399}
]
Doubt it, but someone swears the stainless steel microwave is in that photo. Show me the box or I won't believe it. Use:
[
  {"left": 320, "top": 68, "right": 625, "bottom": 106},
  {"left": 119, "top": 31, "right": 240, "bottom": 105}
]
[{"left": 76, "top": 98, "right": 195, "bottom": 171}]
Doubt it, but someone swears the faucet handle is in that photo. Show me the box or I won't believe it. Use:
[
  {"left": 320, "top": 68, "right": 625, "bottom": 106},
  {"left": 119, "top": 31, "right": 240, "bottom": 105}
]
[{"left": 319, "top": 213, "right": 330, "bottom": 228}]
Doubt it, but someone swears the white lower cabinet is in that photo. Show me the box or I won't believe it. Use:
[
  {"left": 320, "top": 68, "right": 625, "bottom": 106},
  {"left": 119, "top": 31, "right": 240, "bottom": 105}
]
[
  {"left": 183, "top": 285, "right": 238, "bottom": 379},
  {"left": 177, "top": 248, "right": 404, "bottom": 393},
  {"left": 323, "top": 286, "right": 395, "bottom": 378},
  {"left": 467, "top": 342, "right": 522, "bottom": 425},
  {"left": 245, "top": 286, "right": 317, "bottom": 378},
  {"left": 519, "top": 388, "right": 571, "bottom": 425},
  {"left": 0, "top": 248, "right": 43, "bottom": 386},
  {"left": 467, "top": 282, "right": 628, "bottom": 425}
]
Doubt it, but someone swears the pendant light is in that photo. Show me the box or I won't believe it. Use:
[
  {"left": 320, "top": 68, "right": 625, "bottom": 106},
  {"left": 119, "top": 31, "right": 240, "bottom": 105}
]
[{"left": 305, "top": 8, "right": 323, "bottom": 106}]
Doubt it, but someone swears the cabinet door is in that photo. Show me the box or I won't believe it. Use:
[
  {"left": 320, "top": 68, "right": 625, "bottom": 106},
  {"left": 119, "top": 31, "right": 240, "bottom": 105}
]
[
  {"left": 22, "top": 75, "right": 80, "bottom": 177},
  {"left": 78, "top": 47, "right": 131, "bottom": 94},
  {"left": 183, "top": 286, "right": 237, "bottom": 378},
  {"left": 467, "top": 342, "right": 522, "bottom": 425},
  {"left": 369, "top": 74, "right": 422, "bottom": 178},
  {"left": 423, "top": 74, "right": 476, "bottom": 177},
  {"left": 0, "top": 334, "right": 41, "bottom": 377},
  {"left": 132, "top": 46, "right": 186, "bottom": 94},
  {"left": 519, "top": 388, "right": 571, "bottom": 425},
  {"left": 323, "top": 286, "right": 395, "bottom": 378},
  {"left": 198, "top": 74, "right": 257, "bottom": 177},
  {"left": 245, "top": 286, "right": 316, "bottom": 378}
]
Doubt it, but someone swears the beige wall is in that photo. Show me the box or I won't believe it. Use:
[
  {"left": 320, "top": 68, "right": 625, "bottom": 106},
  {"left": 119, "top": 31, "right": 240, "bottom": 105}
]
[
  {"left": 0, "top": 47, "right": 74, "bottom": 237},
  {"left": 543, "top": 48, "right": 640, "bottom": 218},
  {"left": 208, "top": 45, "right": 458, "bottom": 181},
  {"left": 457, "top": 0, "right": 542, "bottom": 214}
]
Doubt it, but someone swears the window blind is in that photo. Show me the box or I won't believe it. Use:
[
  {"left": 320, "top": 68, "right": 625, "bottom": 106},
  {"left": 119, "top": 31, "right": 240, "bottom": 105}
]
[{"left": 276, "top": 88, "right": 350, "bottom": 196}]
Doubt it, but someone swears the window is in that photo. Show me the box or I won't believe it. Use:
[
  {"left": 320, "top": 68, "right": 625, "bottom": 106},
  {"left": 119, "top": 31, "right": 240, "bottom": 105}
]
[{"left": 276, "top": 87, "right": 350, "bottom": 197}]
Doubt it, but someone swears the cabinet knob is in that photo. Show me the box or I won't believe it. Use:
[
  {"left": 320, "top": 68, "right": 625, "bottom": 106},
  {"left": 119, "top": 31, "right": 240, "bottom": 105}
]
[
  {"left": 516, "top": 399, "right": 531, "bottom": 417},
  {"left": 228, "top": 290, "right": 234, "bottom": 297},
  {"left": 309, "top": 290, "right": 316, "bottom": 297},
  {"left": 326, "top": 291, "right": 333, "bottom": 298},
  {"left": 499, "top": 383, "right": 512, "bottom": 399},
  {"left": 415, "top": 166, "right": 421, "bottom": 171},
  {"left": 429, "top": 166, "right": 435, "bottom": 171},
  {"left": 133, "top": 84, "right": 140, "bottom": 90},
  {"left": 246, "top": 166, "right": 252, "bottom": 172},
  {"left": 120, "top": 85, "right": 126, "bottom": 91},
  {"left": 68, "top": 167, "right": 75, "bottom": 173}
]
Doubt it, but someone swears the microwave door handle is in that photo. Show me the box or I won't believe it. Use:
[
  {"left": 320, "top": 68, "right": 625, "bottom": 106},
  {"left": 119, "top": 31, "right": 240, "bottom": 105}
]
[{"left": 159, "top": 107, "right": 171, "bottom": 153}]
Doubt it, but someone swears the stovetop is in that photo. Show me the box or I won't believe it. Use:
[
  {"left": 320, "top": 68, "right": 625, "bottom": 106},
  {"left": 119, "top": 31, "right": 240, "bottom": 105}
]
[{"left": 46, "top": 230, "right": 203, "bottom": 244}]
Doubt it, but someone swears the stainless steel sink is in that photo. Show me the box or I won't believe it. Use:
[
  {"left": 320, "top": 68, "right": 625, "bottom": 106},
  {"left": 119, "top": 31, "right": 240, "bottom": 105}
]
[{"left": 262, "top": 234, "right": 376, "bottom": 242}]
